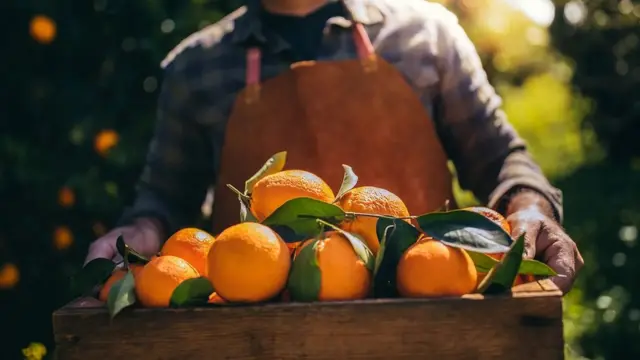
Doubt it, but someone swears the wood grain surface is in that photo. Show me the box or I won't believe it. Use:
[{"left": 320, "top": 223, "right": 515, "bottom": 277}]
[{"left": 53, "top": 280, "right": 564, "bottom": 360}]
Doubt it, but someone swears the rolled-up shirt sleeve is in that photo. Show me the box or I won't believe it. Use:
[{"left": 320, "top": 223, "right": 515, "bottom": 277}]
[
  {"left": 118, "top": 59, "right": 214, "bottom": 234},
  {"left": 433, "top": 10, "right": 563, "bottom": 222}
]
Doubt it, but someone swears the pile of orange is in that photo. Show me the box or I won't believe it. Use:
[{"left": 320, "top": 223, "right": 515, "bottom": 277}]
[
  {"left": 96, "top": 162, "right": 535, "bottom": 308},
  {"left": 99, "top": 228, "right": 218, "bottom": 307}
]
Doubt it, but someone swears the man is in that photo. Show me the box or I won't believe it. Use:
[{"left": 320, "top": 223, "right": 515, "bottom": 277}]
[{"left": 85, "top": 0, "right": 583, "bottom": 293}]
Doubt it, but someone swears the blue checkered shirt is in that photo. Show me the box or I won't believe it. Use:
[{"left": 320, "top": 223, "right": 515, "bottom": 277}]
[{"left": 119, "top": 0, "right": 563, "bottom": 233}]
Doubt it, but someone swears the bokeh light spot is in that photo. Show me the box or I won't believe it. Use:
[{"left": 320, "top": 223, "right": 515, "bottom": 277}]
[
  {"left": 54, "top": 226, "right": 74, "bottom": 250},
  {"left": 93, "top": 222, "right": 107, "bottom": 237},
  {"left": 94, "top": 129, "right": 119, "bottom": 156},
  {"left": 161, "top": 19, "right": 175, "bottom": 34},
  {"left": 29, "top": 15, "right": 56, "bottom": 45},
  {"left": 58, "top": 187, "right": 75, "bottom": 208},
  {"left": 143, "top": 76, "right": 158, "bottom": 93},
  {"left": 611, "top": 252, "right": 626, "bottom": 267},
  {"left": 0, "top": 263, "right": 20, "bottom": 289},
  {"left": 619, "top": 225, "right": 637, "bottom": 246},
  {"left": 22, "top": 342, "right": 47, "bottom": 360}
]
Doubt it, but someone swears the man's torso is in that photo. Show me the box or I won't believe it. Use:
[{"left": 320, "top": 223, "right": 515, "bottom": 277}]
[{"left": 161, "top": 0, "right": 458, "bottom": 140}]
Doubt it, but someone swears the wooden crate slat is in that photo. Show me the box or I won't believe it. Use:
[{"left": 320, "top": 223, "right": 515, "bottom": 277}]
[{"left": 53, "top": 280, "right": 563, "bottom": 360}]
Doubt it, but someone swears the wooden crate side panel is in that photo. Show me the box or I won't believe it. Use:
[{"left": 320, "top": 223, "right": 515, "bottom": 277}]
[{"left": 53, "top": 293, "right": 563, "bottom": 360}]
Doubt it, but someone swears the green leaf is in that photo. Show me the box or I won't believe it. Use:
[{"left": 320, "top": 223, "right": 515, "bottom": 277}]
[
  {"left": 333, "top": 164, "right": 358, "bottom": 202},
  {"left": 116, "top": 235, "right": 150, "bottom": 265},
  {"left": 287, "top": 239, "right": 322, "bottom": 302},
  {"left": 417, "top": 210, "right": 512, "bottom": 253},
  {"left": 372, "top": 218, "right": 421, "bottom": 298},
  {"left": 244, "top": 151, "right": 287, "bottom": 194},
  {"left": 169, "top": 277, "right": 215, "bottom": 308},
  {"left": 107, "top": 270, "right": 136, "bottom": 319},
  {"left": 520, "top": 259, "right": 558, "bottom": 276},
  {"left": 271, "top": 225, "right": 313, "bottom": 244},
  {"left": 479, "top": 234, "right": 526, "bottom": 295},
  {"left": 468, "top": 251, "right": 558, "bottom": 277},
  {"left": 316, "top": 219, "right": 375, "bottom": 272},
  {"left": 70, "top": 258, "right": 116, "bottom": 297},
  {"left": 116, "top": 235, "right": 126, "bottom": 257},
  {"left": 226, "top": 184, "right": 258, "bottom": 223},
  {"left": 262, "top": 197, "right": 346, "bottom": 237},
  {"left": 239, "top": 196, "right": 258, "bottom": 223},
  {"left": 467, "top": 251, "right": 499, "bottom": 273},
  {"left": 373, "top": 223, "right": 395, "bottom": 277}
]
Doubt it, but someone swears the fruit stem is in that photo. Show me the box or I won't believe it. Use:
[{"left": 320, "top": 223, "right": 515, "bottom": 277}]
[
  {"left": 435, "top": 199, "right": 451, "bottom": 212},
  {"left": 226, "top": 184, "right": 251, "bottom": 201},
  {"left": 123, "top": 247, "right": 130, "bottom": 270},
  {"left": 316, "top": 218, "right": 339, "bottom": 232},
  {"left": 475, "top": 265, "right": 497, "bottom": 293},
  {"left": 345, "top": 212, "right": 417, "bottom": 221}
]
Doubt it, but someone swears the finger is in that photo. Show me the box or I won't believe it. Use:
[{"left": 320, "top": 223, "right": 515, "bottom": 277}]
[
  {"left": 572, "top": 244, "right": 584, "bottom": 279},
  {"left": 112, "top": 253, "right": 124, "bottom": 266},
  {"left": 112, "top": 256, "right": 126, "bottom": 272},
  {"left": 509, "top": 220, "right": 537, "bottom": 259},
  {"left": 84, "top": 240, "right": 115, "bottom": 266},
  {"left": 575, "top": 245, "right": 585, "bottom": 271},
  {"left": 541, "top": 240, "right": 576, "bottom": 294},
  {"left": 551, "top": 274, "right": 574, "bottom": 295}
]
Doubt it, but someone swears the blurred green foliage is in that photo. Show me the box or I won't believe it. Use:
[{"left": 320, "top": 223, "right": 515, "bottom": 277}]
[{"left": 1, "top": 0, "right": 638, "bottom": 359}]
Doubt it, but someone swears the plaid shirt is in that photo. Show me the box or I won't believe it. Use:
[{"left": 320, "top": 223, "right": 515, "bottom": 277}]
[{"left": 119, "top": 0, "right": 563, "bottom": 233}]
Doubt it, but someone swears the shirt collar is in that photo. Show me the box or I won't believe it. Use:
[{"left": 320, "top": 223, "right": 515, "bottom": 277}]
[{"left": 231, "top": 0, "right": 384, "bottom": 49}]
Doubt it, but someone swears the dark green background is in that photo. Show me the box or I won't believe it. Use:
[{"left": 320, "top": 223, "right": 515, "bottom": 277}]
[{"left": 2, "top": 0, "right": 639, "bottom": 359}]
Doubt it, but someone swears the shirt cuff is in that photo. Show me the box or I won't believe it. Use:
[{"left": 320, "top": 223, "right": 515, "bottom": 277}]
[
  {"left": 116, "top": 189, "right": 175, "bottom": 237},
  {"left": 487, "top": 178, "right": 564, "bottom": 224}
]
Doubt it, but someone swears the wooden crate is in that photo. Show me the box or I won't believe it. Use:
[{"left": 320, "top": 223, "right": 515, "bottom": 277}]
[{"left": 53, "top": 279, "right": 564, "bottom": 360}]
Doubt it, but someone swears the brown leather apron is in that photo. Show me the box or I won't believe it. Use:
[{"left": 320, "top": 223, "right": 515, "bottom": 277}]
[{"left": 211, "top": 6, "right": 454, "bottom": 233}]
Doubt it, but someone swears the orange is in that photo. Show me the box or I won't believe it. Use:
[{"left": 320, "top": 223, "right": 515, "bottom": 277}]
[
  {"left": 206, "top": 223, "right": 290, "bottom": 303},
  {"left": 286, "top": 241, "right": 302, "bottom": 256},
  {"left": 337, "top": 186, "right": 410, "bottom": 255},
  {"left": 135, "top": 256, "right": 199, "bottom": 308},
  {"left": 397, "top": 237, "right": 477, "bottom": 297},
  {"left": 207, "top": 292, "right": 226, "bottom": 305},
  {"left": 464, "top": 206, "right": 511, "bottom": 234},
  {"left": 98, "top": 265, "right": 142, "bottom": 302},
  {"left": 463, "top": 207, "right": 533, "bottom": 287},
  {"left": 515, "top": 274, "right": 537, "bottom": 285},
  {"left": 290, "top": 232, "right": 371, "bottom": 301},
  {"left": 161, "top": 228, "right": 216, "bottom": 275},
  {"left": 250, "top": 170, "right": 335, "bottom": 221}
]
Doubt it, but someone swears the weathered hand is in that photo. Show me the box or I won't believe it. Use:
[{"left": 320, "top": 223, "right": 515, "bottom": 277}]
[
  {"left": 84, "top": 217, "right": 164, "bottom": 266},
  {"left": 507, "top": 209, "right": 584, "bottom": 294}
]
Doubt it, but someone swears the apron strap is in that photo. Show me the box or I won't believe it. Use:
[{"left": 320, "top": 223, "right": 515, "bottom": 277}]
[
  {"left": 342, "top": 0, "right": 375, "bottom": 59},
  {"left": 352, "top": 22, "right": 377, "bottom": 71},
  {"left": 245, "top": 47, "right": 262, "bottom": 103},
  {"left": 243, "top": 1, "right": 378, "bottom": 102},
  {"left": 352, "top": 23, "right": 374, "bottom": 60},
  {"left": 342, "top": 0, "right": 377, "bottom": 71}
]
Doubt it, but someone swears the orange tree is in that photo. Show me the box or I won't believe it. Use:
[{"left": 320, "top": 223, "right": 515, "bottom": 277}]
[
  {"left": 1, "top": 1, "right": 236, "bottom": 358},
  {"left": 429, "top": 1, "right": 640, "bottom": 359},
  {"left": 549, "top": 1, "right": 640, "bottom": 359},
  {"left": 2, "top": 0, "right": 637, "bottom": 359}
]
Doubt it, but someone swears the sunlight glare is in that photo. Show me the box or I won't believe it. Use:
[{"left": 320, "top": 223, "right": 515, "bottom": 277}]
[{"left": 504, "top": 0, "right": 556, "bottom": 27}]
